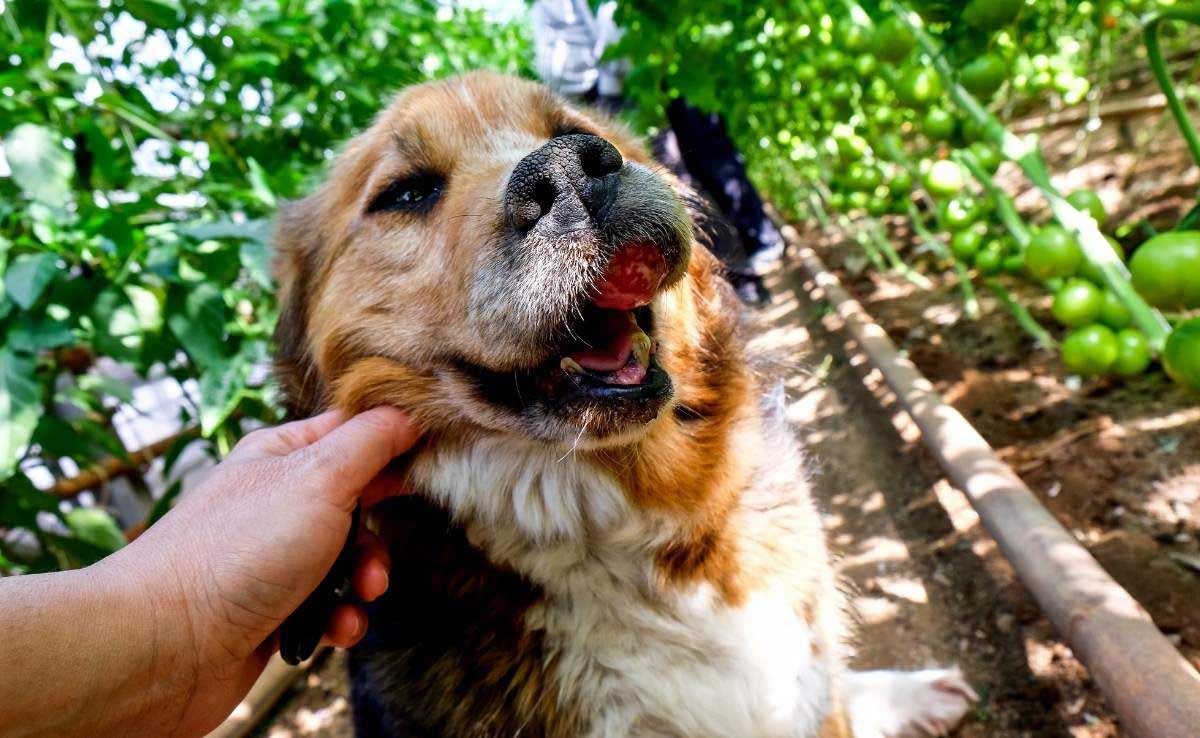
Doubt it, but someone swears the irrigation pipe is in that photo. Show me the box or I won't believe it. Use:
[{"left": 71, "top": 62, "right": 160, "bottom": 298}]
[{"left": 779, "top": 224, "right": 1200, "bottom": 738}]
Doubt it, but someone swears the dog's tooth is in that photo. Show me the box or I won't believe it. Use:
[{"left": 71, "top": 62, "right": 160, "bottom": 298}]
[
  {"left": 631, "top": 331, "right": 652, "bottom": 368},
  {"left": 560, "top": 357, "right": 585, "bottom": 375}
]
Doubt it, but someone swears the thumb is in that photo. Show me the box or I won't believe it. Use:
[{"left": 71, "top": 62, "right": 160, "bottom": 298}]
[{"left": 295, "top": 406, "right": 421, "bottom": 507}]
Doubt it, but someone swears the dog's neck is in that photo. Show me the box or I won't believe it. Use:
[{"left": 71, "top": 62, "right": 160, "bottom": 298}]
[{"left": 403, "top": 269, "right": 759, "bottom": 602}]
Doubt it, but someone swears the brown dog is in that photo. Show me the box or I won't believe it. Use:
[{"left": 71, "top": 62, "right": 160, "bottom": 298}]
[{"left": 273, "top": 71, "right": 976, "bottom": 738}]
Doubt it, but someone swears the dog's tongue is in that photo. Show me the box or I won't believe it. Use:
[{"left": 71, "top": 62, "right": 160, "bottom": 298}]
[
  {"left": 565, "top": 311, "right": 652, "bottom": 385},
  {"left": 592, "top": 241, "right": 668, "bottom": 310}
]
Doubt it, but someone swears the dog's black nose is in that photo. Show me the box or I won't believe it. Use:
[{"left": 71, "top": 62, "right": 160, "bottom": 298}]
[{"left": 505, "top": 134, "right": 623, "bottom": 231}]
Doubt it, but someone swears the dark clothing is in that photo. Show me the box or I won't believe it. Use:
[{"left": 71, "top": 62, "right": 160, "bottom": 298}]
[{"left": 663, "top": 98, "right": 784, "bottom": 277}]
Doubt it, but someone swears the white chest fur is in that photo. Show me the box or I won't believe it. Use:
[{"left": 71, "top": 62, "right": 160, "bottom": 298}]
[{"left": 406, "top": 438, "right": 833, "bottom": 738}]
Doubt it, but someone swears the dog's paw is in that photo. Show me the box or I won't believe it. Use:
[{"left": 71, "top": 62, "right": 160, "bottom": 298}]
[{"left": 844, "top": 667, "right": 978, "bottom": 738}]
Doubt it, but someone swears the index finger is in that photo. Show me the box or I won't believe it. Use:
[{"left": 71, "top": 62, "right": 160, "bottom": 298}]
[{"left": 298, "top": 406, "right": 421, "bottom": 505}]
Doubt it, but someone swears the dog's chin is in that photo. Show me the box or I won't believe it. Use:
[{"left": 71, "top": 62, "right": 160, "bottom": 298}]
[{"left": 458, "top": 302, "right": 675, "bottom": 447}]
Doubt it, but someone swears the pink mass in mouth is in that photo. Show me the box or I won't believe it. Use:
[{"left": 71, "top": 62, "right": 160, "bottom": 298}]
[
  {"left": 592, "top": 241, "right": 668, "bottom": 310},
  {"left": 570, "top": 312, "right": 635, "bottom": 372}
]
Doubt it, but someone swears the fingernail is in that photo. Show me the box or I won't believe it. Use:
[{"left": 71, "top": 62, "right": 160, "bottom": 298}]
[
  {"left": 353, "top": 610, "right": 368, "bottom": 640},
  {"left": 370, "top": 561, "right": 389, "bottom": 601}
]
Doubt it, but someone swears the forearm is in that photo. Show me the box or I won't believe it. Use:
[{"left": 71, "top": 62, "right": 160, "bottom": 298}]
[{"left": 0, "top": 554, "right": 195, "bottom": 738}]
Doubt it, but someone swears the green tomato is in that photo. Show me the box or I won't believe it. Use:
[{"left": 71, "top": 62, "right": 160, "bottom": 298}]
[
  {"left": 1164, "top": 317, "right": 1200, "bottom": 391},
  {"left": 951, "top": 226, "right": 987, "bottom": 260},
  {"left": 1052, "top": 279, "right": 1105, "bottom": 327},
  {"left": 835, "top": 132, "right": 870, "bottom": 163},
  {"left": 829, "top": 80, "right": 855, "bottom": 102},
  {"left": 874, "top": 16, "right": 915, "bottom": 62},
  {"left": 939, "top": 196, "right": 980, "bottom": 231},
  {"left": 847, "top": 191, "right": 870, "bottom": 211},
  {"left": 1002, "top": 252, "right": 1026, "bottom": 274},
  {"left": 1066, "top": 189, "right": 1107, "bottom": 228},
  {"left": 867, "top": 195, "right": 890, "bottom": 217},
  {"left": 897, "top": 67, "right": 943, "bottom": 107},
  {"left": 968, "top": 142, "right": 1002, "bottom": 175},
  {"left": 1098, "top": 290, "right": 1133, "bottom": 330},
  {"left": 819, "top": 48, "right": 844, "bottom": 71},
  {"left": 974, "top": 242, "right": 1005, "bottom": 274},
  {"left": 846, "top": 162, "right": 881, "bottom": 192},
  {"left": 828, "top": 191, "right": 847, "bottom": 211},
  {"left": 888, "top": 170, "right": 913, "bottom": 196},
  {"left": 925, "top": 160, "right": 966, "bottom": 198},
  {"left": 1129, "top": 231, "right": 1200, "bottom": 309},
  {"left": 963, "top": 0, "right": 1024, "bottom": 30},
  {"left": 1026, "top": 225, "right": 1083, "bottom": 281},
  {"left": 854, "top": 54, "right": 877, "bottom": 78},
  {"left": 840, "top": 20, "right": 873, "bottom": 53},
  {"left": 1061, "top": 324, "right": 1119, "bottom": 376},
  {"left": 1079, "top": 236, "right": 1125, "bottom": 284},
  {"left": 923, "top": 107, "right": 957, "bottom": 140},
  {"left": 959, "top": 54, "right": 1008, "bottom": 99},
  {"left": 1112, "top": 329, "right": 1152, "bottom": 377}
]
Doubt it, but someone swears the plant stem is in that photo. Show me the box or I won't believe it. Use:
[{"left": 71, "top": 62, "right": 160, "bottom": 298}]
[
  {"left": 865, "top": 218, "right": 934, "bottom": 289},
  {"left": 907, "top": 201, "right": 980, "bottom": 318},
  {"left": 891, "top": 0, "right": 1172, "bottom": 352},
  {"left": 1143, "top": 7, "right": 1200, "bottom": 171},
  {"left": 954, "top": 149, "right": 1032, "bottom": 247},
  {"left": 985, "top": 278, "right": 1058, "bottom": 350}
]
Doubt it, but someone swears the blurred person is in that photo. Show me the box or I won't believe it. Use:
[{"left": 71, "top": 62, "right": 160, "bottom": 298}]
[
  {"left": 0, "top": 407, "right": 418, "bottom": 738},
  {"left": 531, "top": 0, "right": 783, "bottom": 306}
]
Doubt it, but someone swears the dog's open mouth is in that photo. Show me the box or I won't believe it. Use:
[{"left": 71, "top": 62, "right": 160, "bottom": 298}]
[
  {"left": 558, "top": 240, "right": 666, "bottom": 389},
  {"left": 467, "top": 239, "right": 675, "bottom": 421}
]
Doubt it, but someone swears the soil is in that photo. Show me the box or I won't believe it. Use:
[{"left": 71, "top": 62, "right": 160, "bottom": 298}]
[{"left": 239, "top": 71, "right": 1199, "bottom": 738}]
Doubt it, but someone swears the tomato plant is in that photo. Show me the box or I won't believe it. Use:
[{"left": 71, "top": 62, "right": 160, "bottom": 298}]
[
  {"left": 1164, "top": 318, "right": 1200, "bottom": 391},
  {"left": 1026, "top": 226, "right": 1083, "bottom": 281},
  {"left": 1130, "top": 231, "right": 1200, "bottom": 310},
  {"left": 1062, "top": 325, "right": 1119, "bottom": 376}
]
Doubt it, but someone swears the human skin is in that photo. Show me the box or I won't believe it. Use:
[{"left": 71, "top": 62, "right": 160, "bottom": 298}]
[{"left": 0, "top": 407, "right": 419, "bottom": 738}]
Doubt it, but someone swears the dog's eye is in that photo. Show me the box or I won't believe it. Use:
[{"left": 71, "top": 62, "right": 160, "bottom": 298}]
[{"left": 366, "top": 172, "right": 444, "bottom": 215}]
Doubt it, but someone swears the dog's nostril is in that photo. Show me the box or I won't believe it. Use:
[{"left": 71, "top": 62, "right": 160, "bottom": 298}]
[
  {"left": 580, "top": 140, "right": 623, "bottom": 179},
  {"left": 532, "top": 178, "right": 557, "bottom": 217}
]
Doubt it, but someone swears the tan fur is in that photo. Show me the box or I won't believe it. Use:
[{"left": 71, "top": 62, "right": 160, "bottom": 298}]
[{"left": 272, "top": 72, "right": 973, "bottom": 737}]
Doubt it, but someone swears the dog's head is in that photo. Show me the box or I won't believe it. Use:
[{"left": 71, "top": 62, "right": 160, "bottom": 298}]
[{"left": 275, "top": 72, "right": 735, "bottom": 447}]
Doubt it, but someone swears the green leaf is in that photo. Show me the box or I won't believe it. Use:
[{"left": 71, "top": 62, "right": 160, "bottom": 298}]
[
  {"left": 76, "top": 374, "right": 135, "bottom": 404},
  {"left": 0, "top": 347, "right": 42, "bottom": 480},
  {"left": 43, "top": 531, "right": 117, "bottom": 569},
  {"left": 167, "top": 283, "right": 227, "bottom": 371},
  {"left": 198, "top": 351, "right": 251, "bottom": 436},
  {"left": 3, "top": 124, "right": 75, "bottom": 207},
  {"left": 124, "top": 0, "right": 183, "bottom": 26},
  {"left": 0, "top": 473, "right": 57, "bottom": 530},
  {"left": 146, "top": 479, "right": 183, "bottom": 527},
  {"left": 7, "top": 314, "right": 75, "bottom": 353},
  {"left": 246, "top": 158, "right": 278, "bottom": 207},
  {"left": 32, "top": 415, "right": 102, "bottom": 462},
  {"left": 124, "top": 285, "right": 163, "bottom": 331},
  {"left": 239, "top": 239, "right": 274, "bottom": 289},
  {"left": 181, "top": 218, "right": 270, "bottom": 244},
  {"left": 4, "top": 253, "right": 59, "bottom": 310},
  {"left": 63, "top": 507, "right": 126, "bottom": 554}
]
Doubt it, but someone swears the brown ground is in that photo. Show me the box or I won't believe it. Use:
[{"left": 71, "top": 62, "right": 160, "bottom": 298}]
[{"left": 238, "top": 71, "right": 1200, "bottom": 738}]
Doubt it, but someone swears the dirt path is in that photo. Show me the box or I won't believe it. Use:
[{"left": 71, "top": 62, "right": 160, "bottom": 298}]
[{"left": 757, "top": 260, "right": 1120, "bottom": 737}]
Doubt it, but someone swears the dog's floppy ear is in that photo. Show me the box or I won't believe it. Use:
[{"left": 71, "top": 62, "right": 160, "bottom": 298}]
[{"left": 272, "top": 193, "right": 328, "bottom": 418}]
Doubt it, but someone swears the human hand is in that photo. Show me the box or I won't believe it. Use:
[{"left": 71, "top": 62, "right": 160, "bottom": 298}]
[{"left": 107, "top": 407, "right": 419, "bottom": 737}]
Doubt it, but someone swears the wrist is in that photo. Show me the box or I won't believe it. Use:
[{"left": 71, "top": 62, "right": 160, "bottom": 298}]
[{"left": 88, "top": 547, "right": 199, "bottom": 735}]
